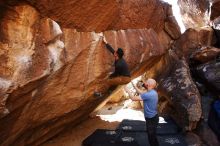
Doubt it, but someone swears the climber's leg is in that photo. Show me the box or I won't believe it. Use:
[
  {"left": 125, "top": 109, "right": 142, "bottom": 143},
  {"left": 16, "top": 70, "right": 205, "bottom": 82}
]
[{"left": 94, "top": 76, "right": 131, "bottom": 97}]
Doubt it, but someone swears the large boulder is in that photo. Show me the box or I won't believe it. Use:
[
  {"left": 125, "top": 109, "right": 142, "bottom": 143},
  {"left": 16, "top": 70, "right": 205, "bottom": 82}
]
[
  {"left": 162, "top": 3, "right": 181, "bottom": 40},
  {"left": 0, "top": 5, "right": 62, "bottom": 118},
  {"left": 212, "top": 16, "right": 220, "bottom": 47},
  {"left": 173, "top": 27, "right": 215, "bottom": 61},
  {"left": 196, "top": 60, "right": 220, "bottom": 96},
  {"left": 195, "top": 94, "right": 220, "bottom": 145},
  {"left": 190, "top": 46, "right": 220, "bottom": 63},
  {"left": 165, "top": 16, "right": 181, "bottom": 39},
  {"left": 23, "top": 0, "right": 168, "bottom": 32},
  {"left": 177, "top": 0, "right": 210, "bottom": 28},
  {"left": 158, "top": 54, "right": 202, "bottom": 130},
  {"left": 210, "top": 0, "right": 220, "bottom": 21},
  {"left": 185, "top": 132, "right": 203, "bottom": 146},
  {"left": 196, "top": 121, "right": 220, "bottom": 146},
  {"left": 0, "top": 2, "right": 172, "bottom": 145}
]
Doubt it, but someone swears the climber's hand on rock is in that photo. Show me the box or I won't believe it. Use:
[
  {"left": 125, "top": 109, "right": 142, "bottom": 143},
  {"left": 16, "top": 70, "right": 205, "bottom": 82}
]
[
  {"left": 97, "top": 33, "right": 107, "bottom": 43},
  {"left": 103, "top": 36, "right": 107, "bottom": 43},
  {"left": 98, "top": 32, "right": 104, "bottom": 37}
]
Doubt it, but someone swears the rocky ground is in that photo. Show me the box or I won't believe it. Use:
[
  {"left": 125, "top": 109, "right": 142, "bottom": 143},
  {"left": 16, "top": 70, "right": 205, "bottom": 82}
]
[{"left": 42, "top": 116, "right": 119, "bottom": 146}]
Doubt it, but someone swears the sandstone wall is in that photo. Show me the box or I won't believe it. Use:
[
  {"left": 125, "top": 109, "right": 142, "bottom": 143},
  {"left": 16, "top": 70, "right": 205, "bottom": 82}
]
[
  {"left": 178, "top": 0, "right": 210, "bottom": 28},
  {"left": 0, "top": 1, "right": 174, "bottom": 145},
  {"left": 2, "top": 0, "right": 217, "bottom": 145},
  {"left": 26, "top": 0, "right": 167, "bottom": 32}
]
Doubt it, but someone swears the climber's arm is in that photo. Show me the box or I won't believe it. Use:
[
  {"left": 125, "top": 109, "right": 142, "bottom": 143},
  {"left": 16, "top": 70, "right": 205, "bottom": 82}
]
[{"left": 105, "top": 43, "right": 115, "bottom": 54}]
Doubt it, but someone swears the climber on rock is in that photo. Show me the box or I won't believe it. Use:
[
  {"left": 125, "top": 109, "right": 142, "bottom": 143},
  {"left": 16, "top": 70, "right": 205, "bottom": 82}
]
[{"left": 94, "top": 36, "right": 131, "bottom": 97}]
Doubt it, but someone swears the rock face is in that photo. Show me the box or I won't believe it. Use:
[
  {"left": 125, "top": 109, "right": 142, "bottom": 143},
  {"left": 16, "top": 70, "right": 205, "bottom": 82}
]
[
  {"left": 196, "top": 121, "right": 220, "bottom": 146},
  {"left": 25, "top": 0, "right": 167, "bottom": 32},
  {"left": 210, "top": 0, "right": 220, "bottom": 21},
  {"left": 135, "top": 28, "right": 206, "bottom": 130},
  {"left": 185, "top": 132, "right": 203, "bottom": 146},
  {"left": 178, "top": 0, "right": 209, "bottom": 28},
  {"left": 0, "top": 1, "right": 172, "bottom": 146},
  {"left": 156, "top": 52, "right": 202, "bottom": 130},
  {"left": 142, "top": 48, "right": 202, "bottom": 130},
  {"left": 0, "top": 4, "right": 68, "bottom": 146},
  {"left": 190, "top": 46, "right": 220, "bottom": 63},
  {"left": 173, "top": 27, "right": 215, "bottom": 61},
  {"left": 165, "top": 16, "right": 181, "bottom": 39},
  {"left": 194, "top": 95, "right": 220, "bottom": 146},
  {"left": 196, "top": 61, "right": 220, "bottom": 96},
  {"left": 0, "top": 5, "right": 63, "bottom": 117},
  {"left": 212, "top": 17, "right": 220, "bottom": 47}
]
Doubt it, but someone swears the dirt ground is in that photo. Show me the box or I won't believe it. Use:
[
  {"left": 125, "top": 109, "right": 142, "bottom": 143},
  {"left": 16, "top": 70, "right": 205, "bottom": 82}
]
[
  {"left": 43, "top": 101, "right": 145, "bottom": 146},
  {"left": 42, "top": 117, "right": 119, "bottom": 146}
]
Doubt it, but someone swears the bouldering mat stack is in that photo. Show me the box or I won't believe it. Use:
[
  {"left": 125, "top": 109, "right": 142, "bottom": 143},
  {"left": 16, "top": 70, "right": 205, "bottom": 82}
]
[
  {"left": 82, "top": 117, "right": 187, "bottom": 146},
  {"left": 117, "top": 119, "right": 146, "bottom": 132},
  {"left": 117, "top": 131, "right": 150, "bottom": 146},
  {"left": 117, "top": 117, "right": 180, "bottom": 135},
  {"left": 82, "top": 129, "right": 119, "bottom": 146},
  {"left": 157, "top": 134, "right": 188, "bottom": 146},
  {"left": 82, "top": 129, "right": 139, "bottom": 146}
]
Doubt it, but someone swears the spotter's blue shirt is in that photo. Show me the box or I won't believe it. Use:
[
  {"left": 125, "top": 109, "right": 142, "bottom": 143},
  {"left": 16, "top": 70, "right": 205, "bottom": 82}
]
[{"left": 141, "top": 89, "right": 158, "bottom": 118}]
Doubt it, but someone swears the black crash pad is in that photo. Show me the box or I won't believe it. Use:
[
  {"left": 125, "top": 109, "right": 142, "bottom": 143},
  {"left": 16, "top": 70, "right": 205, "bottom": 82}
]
[
  {"left": 82, "top": 129, "right": 139, "bottom": 146},
  {"left": 117, "top": 117, "right": 180, "bottom": 135},
  {"left": 117, "top": 131, "right": 150, "bottom": 146},
  {"left": 117, "top": 119, "right": 146, "bottom": 132},
  {"left": 117, "top": 131, "right": 187, "bottom": 146},
  {"left": 83, "top": 130, "right": 187, "bottom": 146},
  {"left": 88, "top": 142, "right": 139, "bottom": 146},
  {"left": 82, "top": 129, "right": 120, "bottom": 146},
  {"left": 158, "top": 134, "right": 187, "bottom": 146}
]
